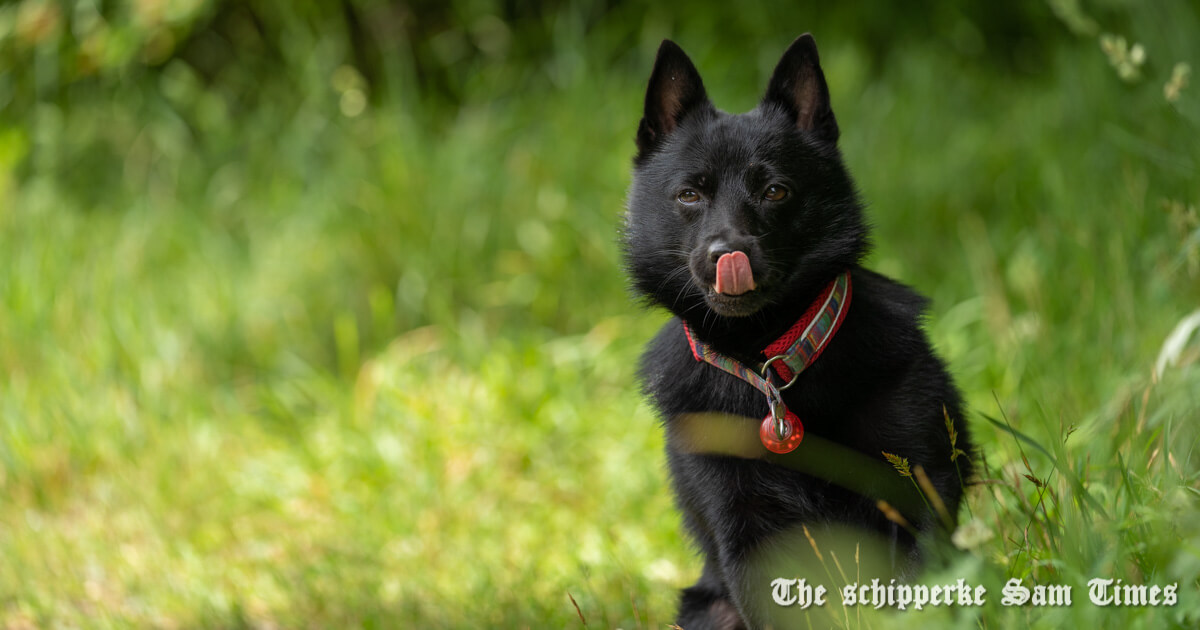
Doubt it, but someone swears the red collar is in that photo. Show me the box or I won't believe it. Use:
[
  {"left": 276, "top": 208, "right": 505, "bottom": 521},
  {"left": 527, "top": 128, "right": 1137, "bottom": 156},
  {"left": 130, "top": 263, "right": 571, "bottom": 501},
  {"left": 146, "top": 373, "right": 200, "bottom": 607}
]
[
  {"left": 682, "top": 271, "right": 853, "bottom": 453},
  {"left": 758, "top": 270, "right": 853, "bottom": 383}
]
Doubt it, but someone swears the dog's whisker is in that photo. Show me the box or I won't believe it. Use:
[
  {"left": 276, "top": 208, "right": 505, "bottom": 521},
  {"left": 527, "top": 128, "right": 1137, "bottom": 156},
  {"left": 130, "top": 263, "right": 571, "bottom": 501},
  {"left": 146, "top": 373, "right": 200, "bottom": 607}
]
[{"left": 654, "top": 263, "right": 693, "bottom": 297}]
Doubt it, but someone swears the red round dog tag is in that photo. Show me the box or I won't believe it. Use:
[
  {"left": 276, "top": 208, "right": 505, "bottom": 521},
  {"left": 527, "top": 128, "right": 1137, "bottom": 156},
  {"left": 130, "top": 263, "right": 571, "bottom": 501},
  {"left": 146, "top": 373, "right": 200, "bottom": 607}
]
[{"left": 760, "top": 411, "right": 803, "bottom": 453}]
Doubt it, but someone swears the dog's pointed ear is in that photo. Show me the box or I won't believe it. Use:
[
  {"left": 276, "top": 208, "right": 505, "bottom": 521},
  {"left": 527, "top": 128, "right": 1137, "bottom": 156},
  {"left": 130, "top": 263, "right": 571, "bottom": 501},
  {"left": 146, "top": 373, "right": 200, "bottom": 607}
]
[
  {"left": 763, "top": 34, "right": 838, "bottom": 144},
  {"left": 636, "top": 40, "right": 709, "bottom": 160}
]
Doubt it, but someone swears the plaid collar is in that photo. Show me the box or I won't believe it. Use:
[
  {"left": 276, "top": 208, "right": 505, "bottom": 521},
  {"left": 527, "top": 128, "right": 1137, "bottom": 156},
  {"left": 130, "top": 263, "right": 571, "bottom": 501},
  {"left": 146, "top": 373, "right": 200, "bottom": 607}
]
[{"left": 681, "top": 271, "right": 853, "bottom": 453}]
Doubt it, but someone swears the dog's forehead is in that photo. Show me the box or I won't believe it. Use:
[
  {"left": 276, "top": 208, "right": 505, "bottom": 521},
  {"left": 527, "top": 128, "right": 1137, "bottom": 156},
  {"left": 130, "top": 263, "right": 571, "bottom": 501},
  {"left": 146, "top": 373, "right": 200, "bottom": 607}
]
[{"left": 680, "top": 111, "right": 792, "bottom": 173}]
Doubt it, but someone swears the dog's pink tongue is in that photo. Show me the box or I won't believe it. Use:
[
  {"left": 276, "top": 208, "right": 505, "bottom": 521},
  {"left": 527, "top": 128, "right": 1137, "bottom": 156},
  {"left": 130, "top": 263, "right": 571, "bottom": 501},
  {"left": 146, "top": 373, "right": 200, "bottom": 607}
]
[{"left": 714, "top": 251, "right": 755, "bottom": 295}]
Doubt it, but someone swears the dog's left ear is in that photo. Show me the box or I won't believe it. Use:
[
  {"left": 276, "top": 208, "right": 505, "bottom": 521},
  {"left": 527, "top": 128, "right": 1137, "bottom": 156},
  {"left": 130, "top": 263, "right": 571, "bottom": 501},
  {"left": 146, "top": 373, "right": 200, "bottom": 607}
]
[
  {"left": 763, "top": 34, "right": 838, "bottom": 144},
  {"left": 636, "top": 40, "right": 709, "bottom": 161}
]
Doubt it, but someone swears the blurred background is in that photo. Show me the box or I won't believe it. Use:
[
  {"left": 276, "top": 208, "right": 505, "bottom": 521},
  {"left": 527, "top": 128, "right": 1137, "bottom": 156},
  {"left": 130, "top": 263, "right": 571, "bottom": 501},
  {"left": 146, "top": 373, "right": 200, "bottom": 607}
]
[{"left": 1, "top": 0, "right": 1198, "bottom": 627}]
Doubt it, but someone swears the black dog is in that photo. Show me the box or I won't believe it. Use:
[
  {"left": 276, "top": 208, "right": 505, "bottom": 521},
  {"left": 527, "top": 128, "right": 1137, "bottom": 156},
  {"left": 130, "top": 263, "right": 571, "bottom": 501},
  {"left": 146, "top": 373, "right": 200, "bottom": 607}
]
[{"left": 623, "top": 35, "right": 973, "bottom": 628}]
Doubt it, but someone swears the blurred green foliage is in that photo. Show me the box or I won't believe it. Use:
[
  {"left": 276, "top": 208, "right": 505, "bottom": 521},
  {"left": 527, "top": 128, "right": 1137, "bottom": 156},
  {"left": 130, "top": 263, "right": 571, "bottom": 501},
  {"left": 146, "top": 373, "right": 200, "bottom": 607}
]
[{"left": 1, "top": 0, "right": 1199, "bottom": 627}]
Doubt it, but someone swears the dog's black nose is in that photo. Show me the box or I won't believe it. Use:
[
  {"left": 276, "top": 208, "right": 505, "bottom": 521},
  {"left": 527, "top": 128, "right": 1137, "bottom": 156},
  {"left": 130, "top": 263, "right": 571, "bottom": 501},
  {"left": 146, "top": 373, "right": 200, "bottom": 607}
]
[{"left": 708, "top": 241, "right": 734, "bottom": 263}]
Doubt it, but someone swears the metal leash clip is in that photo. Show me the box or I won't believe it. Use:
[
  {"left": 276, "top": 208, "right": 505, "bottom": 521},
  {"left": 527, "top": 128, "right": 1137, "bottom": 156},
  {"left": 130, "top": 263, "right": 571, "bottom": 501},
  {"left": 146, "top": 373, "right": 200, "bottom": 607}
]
[
  {"left": 759, "top": 357, "right": 804, "bottom": 454},
  {"left": 765, "top": 387, "right": 789, "bottom": 440}
]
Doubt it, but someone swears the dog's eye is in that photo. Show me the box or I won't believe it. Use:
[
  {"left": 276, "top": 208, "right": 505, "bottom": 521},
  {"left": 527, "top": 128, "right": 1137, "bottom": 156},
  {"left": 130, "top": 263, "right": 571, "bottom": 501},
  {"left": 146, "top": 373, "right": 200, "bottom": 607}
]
[
  {"left": 764, "top": 185, "right": 789, "bottom": 202},
  {"left": 677, "top": 190, "right": 701, "bottom": 205}
]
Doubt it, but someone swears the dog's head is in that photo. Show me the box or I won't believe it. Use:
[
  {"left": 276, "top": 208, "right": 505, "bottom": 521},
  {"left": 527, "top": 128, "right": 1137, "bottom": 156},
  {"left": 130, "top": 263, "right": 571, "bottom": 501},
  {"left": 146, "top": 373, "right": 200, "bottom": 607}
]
[{"left": 623, "top": 35, "right": 867, "bottom": 323}]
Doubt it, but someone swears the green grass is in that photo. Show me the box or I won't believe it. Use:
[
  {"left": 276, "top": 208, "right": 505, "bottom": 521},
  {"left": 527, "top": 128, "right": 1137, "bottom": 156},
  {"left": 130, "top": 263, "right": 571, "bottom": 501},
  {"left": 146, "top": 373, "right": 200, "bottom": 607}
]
[{"left": 2, "top": 2, "right": 1200, "bottom": 627}]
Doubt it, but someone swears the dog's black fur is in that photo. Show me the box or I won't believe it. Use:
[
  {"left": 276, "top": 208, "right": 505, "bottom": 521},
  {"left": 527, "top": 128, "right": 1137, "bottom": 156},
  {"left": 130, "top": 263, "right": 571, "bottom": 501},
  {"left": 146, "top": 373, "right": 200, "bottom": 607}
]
[{"left": 622, "top": 36, "right": 974, "bottom": 629}]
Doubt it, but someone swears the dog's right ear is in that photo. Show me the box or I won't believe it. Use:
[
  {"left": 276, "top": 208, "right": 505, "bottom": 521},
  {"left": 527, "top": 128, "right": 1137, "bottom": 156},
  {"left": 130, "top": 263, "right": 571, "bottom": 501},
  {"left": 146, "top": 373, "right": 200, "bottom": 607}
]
[
  {"left": 763, "top": 34, "right": 838, "bottom": 145},
  {"left": 636, "top": 40, "right": 709, "bottom": 161}
]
